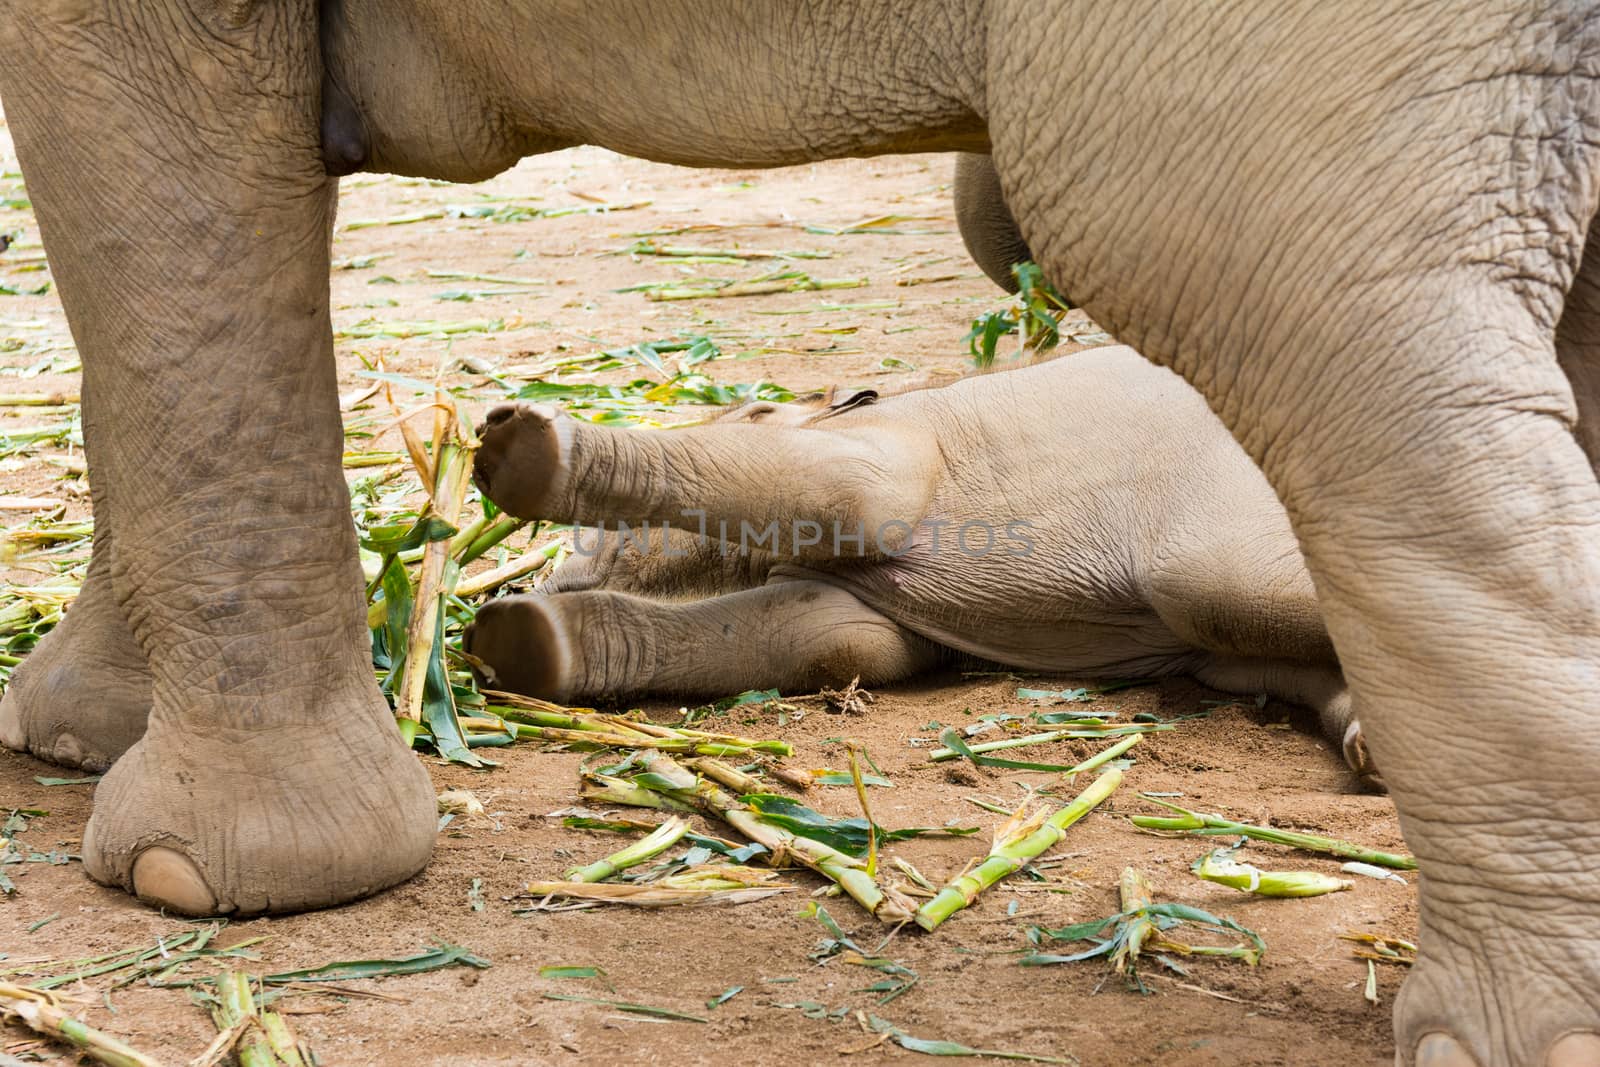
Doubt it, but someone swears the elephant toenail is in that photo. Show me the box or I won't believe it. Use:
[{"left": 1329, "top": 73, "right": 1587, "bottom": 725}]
[
  {"left": 1416, "top": 1033, "right": 1481, "bottom": 1067},
  {"left": 51, "top": 732, "right": 83, "bottom": 766},
  {"left": 1548, "top": 1032, "right": 1600, "bottom": 1067},
  {"left": 132, "top": 846, "right": 220, "bottom": 916}
]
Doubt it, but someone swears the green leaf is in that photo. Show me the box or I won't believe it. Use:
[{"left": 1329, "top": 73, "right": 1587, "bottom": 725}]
[
  {"left": 810, "top": 770, "right": 894, "bottom": 788},
  {"left": 359, "top": 515, "right": 457, "bottom": 555},
  {"left": 936, "top": 728, "right": 1080, "bottom": 772},
  {"left": 743, "top": 794, "right": 976, "bottom": 857},
  {"left": 706, "top": 985, "right": 743, "bottom": 1008},
  {"left": 33, "top": 775, "right": 100, "bottom": 786},
  {"left": 259, "top": 942, "right": 490, "bottom": 983},
  {"left": 378, "top": 556, "right": 413, "bottom": 689},
  {"left": 542, "top": 993, "right": 706, "bottom": 1023},
  {"left": 561, "top": 816, "right": 655, "bottom": 834},
  {"left": 419, "top": 587, "right": 488, "bottom": 768},
  {"left": 866, "top": 1015, "right": 1074, "bottom": 1063},
  {"left": 1030, "top": 918, "right": 1117, "bottom": 943},
  {"left": 539, "top": 966, "right": 605, "bottom": 980},
  {"left": 1016, "top": 687, "right": 1093, "bottom": 703}
]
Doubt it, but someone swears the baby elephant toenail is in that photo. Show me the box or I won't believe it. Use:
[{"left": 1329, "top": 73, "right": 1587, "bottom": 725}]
[
  {"left": 50, "top": 732, "right": 84, "bottom": 766},
  {"left": 1416, "top": 1033, "right": 1481, "bottom": 1067},
  {"left": 1548, "top": 1032, "right": 1600, "bottom": 1067},
  {"left": 132, "top": 846, "right": 220, "bottom": 915}
]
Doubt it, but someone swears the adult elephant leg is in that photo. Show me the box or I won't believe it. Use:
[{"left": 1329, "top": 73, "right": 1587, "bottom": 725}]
[
  {"left": 953, "top": 154, "right": 1033, "bottom": 293},
  {"left": 0, "top": 460, "right": 152, "bottom": 771},
  {"left": 988, "top": 9, "right": 1600, "bottom": 1056},
  {"left": 0, "top": 0, "right": 434, "bottom": 914},
  {"left": 1120, "top": 259, "right": 1598, "bottom": 1062},
  {"left": 1214, "top": 292, "right": 1600, "bottom": 1065}
]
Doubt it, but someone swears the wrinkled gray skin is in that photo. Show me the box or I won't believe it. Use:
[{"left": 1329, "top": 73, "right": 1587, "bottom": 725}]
[
  {"left": 464, "top": 346, "right": 1374, "bottom": 784},
  {"left": 0, "top": 3, "right": 1598, "bottom": 1062}
]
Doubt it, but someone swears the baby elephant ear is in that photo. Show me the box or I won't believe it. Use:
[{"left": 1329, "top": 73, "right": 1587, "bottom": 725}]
[{"left": 823, "top": 389, "right": 879, "bottom": 415}]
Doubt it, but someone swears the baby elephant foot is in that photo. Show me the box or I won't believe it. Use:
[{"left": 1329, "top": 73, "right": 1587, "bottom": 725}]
[
  {"left": 0, "top": 578, "right": 152, "bottom": 771},
  {"left": 82, "top": 683, "right": 435, "bottom": 915},
  {"left": 472, "top": 402, "right": 574, "bottom": 520},
  {"left": 463, "top": 594, "right": 576, "bottom": 702},
  {"left": 1343, "top": 719, "right": 1386, "bottom": 792}
]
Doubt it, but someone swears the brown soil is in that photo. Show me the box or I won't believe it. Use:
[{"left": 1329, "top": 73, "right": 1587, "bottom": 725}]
[{"left": 0, "top": 118, "right": 1411, "bottom": 1067}]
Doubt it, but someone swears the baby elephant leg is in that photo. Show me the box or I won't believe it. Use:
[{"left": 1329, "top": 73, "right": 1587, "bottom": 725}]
[
  {"left": 1195, "top": 657, "right": 1381, "bottom": 792},
  {"left": 540, "top": 524, "right": 775, "bottom": 599},
  {"left": 465, "top": 579, "right": 941, "bottom": 702},
  {"left": 472, "top": 403, "right": 935, "bottom": 561}
]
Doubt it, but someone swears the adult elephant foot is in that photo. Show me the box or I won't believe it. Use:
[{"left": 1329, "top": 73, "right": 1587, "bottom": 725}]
[
  {"left": 81, "top": 678, "right": 434, "bottom": 915},
  {"left": 0, "top": 0, "right": 438, "bottom": 915},
  {"left": 0, "top": 563, "right": 151, "bottom": 772}
]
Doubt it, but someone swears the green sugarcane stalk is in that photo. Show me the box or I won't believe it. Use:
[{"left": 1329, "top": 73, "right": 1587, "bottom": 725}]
[
  {"left": 644, "top": 275, "right": 866, "bottom": 301},
  {"left": 915, "top": 766, "right": 1123, "bottom": 931},
  {"left": 259, "top": 1012, "right": 310, "bottom": 1067},
  {"left": 216, "top": 971, "right": 274, "bottom": 1067},
  {"left": 566, "top": 816, "right": 691, "bottom": 882},
  {"left": 927, "top": 724, "right": 1160, "bottom": 762},
  {"left": 1111, "top": 867, "right": 1156, "bottom": 977},
  {"left": 0, "top": 982, "right": 167, "bottom": 1067},
  {"left": 627, "top": 753, "right": 915, "bottom": 923},
  {"left": 485, "top": 700, "right": 792, "bottom": 756},
  {"left": 1130, "top": 797, "right": 1417, "bottom": 869},
  {"left": 1064, "top": 733, "right": 1142, "bottom": 776},
  {"left": 592, "top": 714, "right": 793, "bottom": 756},
  {"left": 452, "top": 542, "right": 560, "bottom": 599},
  {"left": 487, "top": 721, "right": 772, "bottom": 757},
  {"left": 397, "top": 430, "right": 474, "bottom": 729},
  {"left": 487, "top": 704, "right": 662, "bottom": 738},
  {"left": 457, "top": 514, "right": 532, "bottom": 566}
]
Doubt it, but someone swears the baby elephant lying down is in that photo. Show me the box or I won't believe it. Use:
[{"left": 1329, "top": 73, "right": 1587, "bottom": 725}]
[{"left": 467, "top": 345, "right": 1374, "bottom": 785}]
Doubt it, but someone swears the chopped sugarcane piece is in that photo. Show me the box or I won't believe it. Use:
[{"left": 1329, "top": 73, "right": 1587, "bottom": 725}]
[
  {"left": 759, "top": 760, "right": 813, "bottom": 791},
  {"left": 1112, "top": 867, "right": 1157, "bottom": 976},
  {"left": 579, "top": 770, "right": 698, "bottom": 813},
  {"left": 683, "top": 757, "right": 765, "bottom": 795},
  {"left": 0, "top": 981, "right": 168, "bottom": 1067},
  {"left": 1130, "top": 797, "right": 1417, "bottom": 869},
  {"left": 621, "top": 753, "right": 916, "bottom": 923},
  {"left": 914, "top": 766, "right": 1123, "bottom": 931},
  {"left": 1192, "top": 847, "right": 1352, "bottom": 897},
  {"left": 565, "top": 816, "right": 691, "bottom": 882}
]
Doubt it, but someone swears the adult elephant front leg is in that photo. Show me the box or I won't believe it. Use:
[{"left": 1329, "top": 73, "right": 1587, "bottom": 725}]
[
  {"left": 0, "top": 0, "right": 435, "bottom": 914},
  {"left": 988, "top": 8, "right": 1600, "bottom": 1060}
]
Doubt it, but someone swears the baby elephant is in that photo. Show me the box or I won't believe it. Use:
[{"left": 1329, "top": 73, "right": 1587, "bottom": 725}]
[{"left": 467, "top": 346, "right": 1374, "bottom": 786}]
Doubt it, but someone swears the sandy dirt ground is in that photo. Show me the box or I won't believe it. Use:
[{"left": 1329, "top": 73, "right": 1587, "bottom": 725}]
[{"left": 0, "top": 111, "right": 1412, "bottom": 1067}]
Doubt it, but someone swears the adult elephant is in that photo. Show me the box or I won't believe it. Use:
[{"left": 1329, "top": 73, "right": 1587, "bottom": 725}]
[{"left": 0, "top": 3, "right": 1596, "bottom": 1064}]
